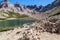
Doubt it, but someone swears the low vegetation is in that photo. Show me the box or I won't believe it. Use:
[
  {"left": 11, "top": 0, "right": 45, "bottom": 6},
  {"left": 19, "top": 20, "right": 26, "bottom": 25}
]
[
  {"left": 0, "top": 27, "right": 14, "bottom": 32},
  {"left": 0, "top": 11, "right": 29, "bottom": 20},
  {"left": 0, "top": 25, "right": 23, "bottom": 32},
  {"left": 49, "top": 12, "right": 60, "bottom": 17},
  {"left": 0, "top": 18, "right": 6, "bottom": 20},
  {"left": 7, "top": 11, "right": 29, "bottom": 18}
]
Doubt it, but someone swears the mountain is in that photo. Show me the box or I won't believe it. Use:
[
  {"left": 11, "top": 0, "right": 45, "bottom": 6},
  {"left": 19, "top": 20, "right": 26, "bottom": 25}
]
[
  {"left": 0, "top": 1, "right": 25, "bottom": 12},
  {"left": 0, "top": 0, "right": 34, "bottom": 14},
  {"left": 0, "top": 0, "right": 60, "bottom": 19},
  {"left": 0, "top": 0, "right": 60, "bottom": 13},
  {"left": 42, "top": 0, "right": 60, "bottom": 12},
  {"left": 0, "top": 0, "right": 36, "bottom": 19},
  {"left": 26, "top": 0, "right": 60, "bottom": 12}
]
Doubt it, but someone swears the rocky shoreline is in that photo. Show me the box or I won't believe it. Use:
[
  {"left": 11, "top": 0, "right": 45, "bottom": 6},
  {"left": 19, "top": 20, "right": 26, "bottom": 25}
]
[{"left": 0, "top": 17, "right": 60, "bottom": 40}]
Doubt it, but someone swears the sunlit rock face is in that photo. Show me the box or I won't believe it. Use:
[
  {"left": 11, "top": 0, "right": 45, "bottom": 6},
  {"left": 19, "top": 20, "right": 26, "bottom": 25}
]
[
  {"left": 0, "top": 0, "right": 33, "bottom": 13},
  {"left": 0, "top": 0, "right": 22, "bottom": 11}
]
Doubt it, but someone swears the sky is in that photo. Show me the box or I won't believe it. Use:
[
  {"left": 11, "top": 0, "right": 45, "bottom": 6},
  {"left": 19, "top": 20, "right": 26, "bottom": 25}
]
[{"left": 0, "top": 0, "right": 54, "bottom": 6}]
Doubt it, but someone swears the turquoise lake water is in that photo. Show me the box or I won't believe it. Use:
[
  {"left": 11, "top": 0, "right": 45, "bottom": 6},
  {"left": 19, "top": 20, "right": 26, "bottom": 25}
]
[{"left": 0, "top": 19, "right": 36, "bottom": 27}]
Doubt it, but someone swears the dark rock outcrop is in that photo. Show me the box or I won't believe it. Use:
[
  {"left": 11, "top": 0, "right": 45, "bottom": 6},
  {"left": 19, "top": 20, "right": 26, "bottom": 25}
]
[
  {"left": 14, "top": 2, "right": 23, "bottom": 11},
  {"left": 0, "top": 0, "right": 8, "bottom": 8}
]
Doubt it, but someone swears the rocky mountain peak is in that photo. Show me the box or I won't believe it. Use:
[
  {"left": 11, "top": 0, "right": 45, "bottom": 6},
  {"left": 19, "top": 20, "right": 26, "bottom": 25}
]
[
  {"left": 26, "top": 0, "right": 60, "bottom": 12},
  {"left": 0, "top": 0, "right": 60, "bottom": 13},
  {"left": 0, "top": 0, "right": 27, "bottom": 13},
  {"left": 4, "top": 0, "right": 8, "bottom": 2}
]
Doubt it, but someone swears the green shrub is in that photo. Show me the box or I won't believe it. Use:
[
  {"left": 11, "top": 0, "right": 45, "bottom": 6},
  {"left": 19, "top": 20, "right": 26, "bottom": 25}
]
[
  {"left": 18, "top": 14, "right": 29, "bottom": 18},
  {"left": 0, "top": 18, "right": 6, "bottom": 20}
]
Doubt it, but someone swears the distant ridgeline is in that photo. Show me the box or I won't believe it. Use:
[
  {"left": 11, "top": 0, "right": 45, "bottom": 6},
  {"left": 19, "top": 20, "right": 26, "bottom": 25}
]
[
  {"left": 26, "top": 0, "right": 60, "bottom": 12},
  {"left": 0, "top": 0, "right": 60, "bottom": 12}
]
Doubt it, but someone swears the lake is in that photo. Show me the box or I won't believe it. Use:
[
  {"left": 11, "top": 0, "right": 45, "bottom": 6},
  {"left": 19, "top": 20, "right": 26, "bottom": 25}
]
[{"left": 0, "top": 19, "right": 36, "bottom": 27}]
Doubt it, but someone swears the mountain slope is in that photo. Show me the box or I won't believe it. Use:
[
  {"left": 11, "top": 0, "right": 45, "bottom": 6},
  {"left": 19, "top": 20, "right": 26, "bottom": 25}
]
[
  {"left": 0, "top": 0, "right": 34, "bottom": 15},
  {"left": 0, "top": 0, "right": 35, "bottom": 19}
]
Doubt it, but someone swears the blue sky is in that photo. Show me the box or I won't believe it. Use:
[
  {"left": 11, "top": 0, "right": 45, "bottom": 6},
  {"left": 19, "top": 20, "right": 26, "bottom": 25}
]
[{"left": 0, "top": 0, "right": 54, "bottom": 6}]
